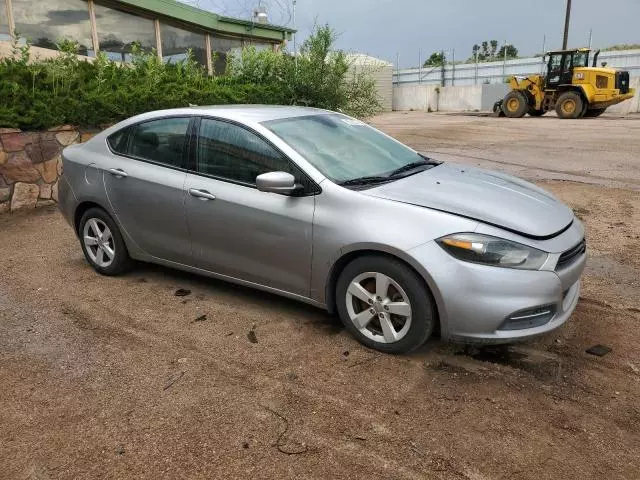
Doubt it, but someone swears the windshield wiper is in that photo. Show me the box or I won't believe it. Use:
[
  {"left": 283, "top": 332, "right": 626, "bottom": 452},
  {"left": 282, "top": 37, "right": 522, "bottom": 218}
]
[
  {"left": 338, "top": 176, "right": 392, "bottom": 187},
  {"left": 387, "top": 159, "right": 439, "bottom": 178}
]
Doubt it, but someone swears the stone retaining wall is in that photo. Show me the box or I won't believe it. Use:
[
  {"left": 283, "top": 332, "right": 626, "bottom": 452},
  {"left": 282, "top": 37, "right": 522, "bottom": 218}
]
[{"left": 0, "top": 126, "right": 101, "bottom": 214}]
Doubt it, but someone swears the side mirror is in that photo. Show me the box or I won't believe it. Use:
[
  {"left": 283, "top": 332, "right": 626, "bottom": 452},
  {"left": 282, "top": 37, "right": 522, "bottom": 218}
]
[{"left": 256, "top": 171, "right": 300, "bottom": 195}]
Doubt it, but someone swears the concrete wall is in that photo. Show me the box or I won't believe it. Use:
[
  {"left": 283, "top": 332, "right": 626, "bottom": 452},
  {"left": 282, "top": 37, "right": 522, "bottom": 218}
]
[
  {"left": 393, "top": 80, "right": 639, "bottom": 113},
  {"left": 350, "top": 63, "right": 394, "bottom": 112},
  {"left": 607, "top": 77, "right": 640, "bottom": 114},
  {"left": 0, "top": 127, "right": 101, "bottom": 214},
  {"left": 481, "top": 84, "right": 511, "bottom": 111},
  {"left": 393, "top": 83, "right": 509, "bottom": 112}
]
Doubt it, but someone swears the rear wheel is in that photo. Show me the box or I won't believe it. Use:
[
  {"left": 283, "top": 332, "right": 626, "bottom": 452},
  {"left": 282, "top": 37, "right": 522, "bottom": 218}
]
[
  {"left": 584, "top": 108, "right": 606, "bottom": 118},
  {"left": 502, "top": 91, "right": 528, "bottom": 118},
  {"left": 336, "top": 256, "right": 436, "bottom": 354},
  {"left": 79, "top": 207, "right": 132, "bottom": 276},
  {"left": 556, "top": 91, "right": 584, "bottom": 119}
]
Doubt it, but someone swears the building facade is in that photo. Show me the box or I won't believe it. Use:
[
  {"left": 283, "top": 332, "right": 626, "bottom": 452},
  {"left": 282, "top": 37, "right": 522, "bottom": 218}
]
[{"left": 0, "top": 0, "right": 294, "bottom": 74}]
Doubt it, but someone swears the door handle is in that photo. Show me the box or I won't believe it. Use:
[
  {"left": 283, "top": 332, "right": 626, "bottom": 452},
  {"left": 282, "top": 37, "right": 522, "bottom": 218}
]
[
  {"left": 189, "top": 189, "right": 216, "bottom": 201},
  {"left": 108, "top": 168, "right": 128, "bottom": 178}
]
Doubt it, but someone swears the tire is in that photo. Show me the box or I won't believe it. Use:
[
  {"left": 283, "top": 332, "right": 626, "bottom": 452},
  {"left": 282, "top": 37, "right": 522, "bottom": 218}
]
[
  {"left": 335, "top": 255, "right": 436, "bottom": 354},
  {"left": 502, "top": 91, "right": 528, "bottom": 118},
  {"left": 79, "top": 207, "right": 132, "bottom": 276},
  {"left": 555, "top": 91, "right": 584, "bottom": 119},
  {"left": 584, "top": 108, "right": 606, "bottom": 118},
  {"left": 528, "top": 108, "right": 545, "bottom": 117}
]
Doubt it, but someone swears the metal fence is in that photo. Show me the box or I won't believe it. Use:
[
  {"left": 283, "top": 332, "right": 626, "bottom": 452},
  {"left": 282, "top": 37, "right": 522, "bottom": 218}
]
[{"left": 393, "top": 49, "right": 640, "bottom": 86}]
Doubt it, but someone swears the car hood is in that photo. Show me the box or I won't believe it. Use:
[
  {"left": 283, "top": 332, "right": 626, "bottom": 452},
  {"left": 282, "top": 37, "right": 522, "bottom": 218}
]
[{"left": 364, "top": 163, "right": 574, "bottom": 238}]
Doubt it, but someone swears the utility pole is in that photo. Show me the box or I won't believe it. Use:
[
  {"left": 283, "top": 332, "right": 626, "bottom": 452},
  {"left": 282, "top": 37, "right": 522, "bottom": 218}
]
[
  {"left": 451, "top": 48, "right": 455, "bottom": 86},
  {"left": 562, "top": 0, "right": 572, "bottom": 50},
  {"left": 292, "top": 0, "right": 297, "bottom": 57},
  {"left": 541, "top": 34, "right": 546, "bottom": 74},
  {"left": 474, "top": 49, "right": 478, "bottom": 85},
  {"left": 502, "top": 40, "right": 508, "bottom": 80}
]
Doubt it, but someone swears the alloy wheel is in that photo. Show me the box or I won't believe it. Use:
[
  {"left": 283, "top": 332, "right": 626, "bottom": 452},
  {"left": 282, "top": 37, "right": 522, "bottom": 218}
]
[
  {"left": 345, "top": 271, "right": 412, "bottom": 344},
  {"left": 83, "top": 218, "right": 116, "bottom": 268}
]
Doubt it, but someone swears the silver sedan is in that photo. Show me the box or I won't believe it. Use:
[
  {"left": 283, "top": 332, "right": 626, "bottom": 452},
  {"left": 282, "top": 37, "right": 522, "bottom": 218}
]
[{"left": 58, "top": 106, "right": 586, "bottom": 353}]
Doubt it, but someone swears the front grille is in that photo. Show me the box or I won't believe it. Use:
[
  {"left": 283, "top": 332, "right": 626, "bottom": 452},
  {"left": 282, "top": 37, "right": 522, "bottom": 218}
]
[
  {"left": 556, "top": 239, "right": 586, "bottom": 270},
  {"left": 616, "top": 71, "right": 630, "bottom": 94},
  {"left": 596, "top": 75, "right": 609, "bottom": 89}
]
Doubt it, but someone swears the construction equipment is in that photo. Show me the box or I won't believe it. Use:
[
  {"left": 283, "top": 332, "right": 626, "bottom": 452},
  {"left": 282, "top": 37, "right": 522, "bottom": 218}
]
[{"left": 495, "top": 48, "right": 635, "bottom": 119}]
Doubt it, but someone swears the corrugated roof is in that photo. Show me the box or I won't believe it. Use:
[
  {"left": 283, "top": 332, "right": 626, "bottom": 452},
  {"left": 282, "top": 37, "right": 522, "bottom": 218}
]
[{"left": 114, "top": 0, "right": 295, "bottom": 41}]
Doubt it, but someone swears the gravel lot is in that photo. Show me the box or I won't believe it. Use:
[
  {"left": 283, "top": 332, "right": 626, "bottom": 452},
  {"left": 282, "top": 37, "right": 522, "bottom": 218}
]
[{"left": 1, "top": 113, "right": 639, "bottom": 479}]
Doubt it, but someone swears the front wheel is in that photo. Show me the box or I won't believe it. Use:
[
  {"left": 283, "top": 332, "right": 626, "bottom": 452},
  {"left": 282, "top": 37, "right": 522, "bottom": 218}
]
[
  {"left": 336, "top": 256, "right": 436, "bottom": 354},
  {"left": 79, "top": 207, "right": 132, "bottom": 276},
  {"left": 502, "top": 91, "right": 529, "bottom": 118},
  {"left": 556, "top": 91, "right": 584, "bottom": 119}
]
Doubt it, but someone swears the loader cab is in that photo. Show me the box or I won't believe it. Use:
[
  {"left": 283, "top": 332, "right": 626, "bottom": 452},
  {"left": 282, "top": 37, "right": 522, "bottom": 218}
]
[{"left": 545, "top": 49, "right": 590, "bottom": 88}]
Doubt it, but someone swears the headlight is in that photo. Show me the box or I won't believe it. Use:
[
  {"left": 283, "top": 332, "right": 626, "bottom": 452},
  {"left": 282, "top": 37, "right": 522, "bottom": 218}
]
[{"left": 437, "top": 233, "right": 548, "bottom": 270}]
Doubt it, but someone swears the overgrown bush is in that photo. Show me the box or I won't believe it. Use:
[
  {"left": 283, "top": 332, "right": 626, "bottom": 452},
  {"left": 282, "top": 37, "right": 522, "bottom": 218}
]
[{"left": 0, "top": 25, "right": 381, "bottom": 130}]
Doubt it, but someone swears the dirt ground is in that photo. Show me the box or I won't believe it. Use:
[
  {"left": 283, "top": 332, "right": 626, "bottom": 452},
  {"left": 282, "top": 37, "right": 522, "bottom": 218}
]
[{"left": 1, "top": 113, "right": 639, "bottom": 480}]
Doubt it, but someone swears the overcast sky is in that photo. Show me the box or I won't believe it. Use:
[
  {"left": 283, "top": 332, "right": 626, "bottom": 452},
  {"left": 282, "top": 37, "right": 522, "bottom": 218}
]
[{"left": 182, "top": 0, "right": 640, "bottom": 67}]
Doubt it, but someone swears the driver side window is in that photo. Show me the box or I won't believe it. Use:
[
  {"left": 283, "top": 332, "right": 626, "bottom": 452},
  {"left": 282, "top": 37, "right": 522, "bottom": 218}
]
[{"left": 197, "top": 118, "right": 290, "bottom": 185}]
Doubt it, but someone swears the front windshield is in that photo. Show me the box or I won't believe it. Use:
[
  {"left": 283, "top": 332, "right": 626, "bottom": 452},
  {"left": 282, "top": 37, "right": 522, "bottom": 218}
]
[
  {"left": 574, "top": 51, "right": 589, "bottom": 67},
  {"left": 263, "top": 114, "right": 427, "bottom": 183}
]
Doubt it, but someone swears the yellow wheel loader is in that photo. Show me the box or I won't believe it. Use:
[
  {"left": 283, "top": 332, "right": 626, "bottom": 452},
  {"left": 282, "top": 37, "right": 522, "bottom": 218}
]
[{"left": 495, "top": 48, "right": 635, "bottom": 119}]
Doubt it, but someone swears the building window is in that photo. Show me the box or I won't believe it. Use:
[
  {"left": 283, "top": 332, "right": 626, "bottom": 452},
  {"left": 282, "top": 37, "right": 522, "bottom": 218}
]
[
  {"left": 93, "top": 2, "right": 156, "bottom": 62},
  {"left": 11, "top": 0, "right": 94, "bottom": 55},
  {"left": 244, "top": 38, "right": 274, "bottom": 52},
  {"left": 0, "top": 0, "right": 10, "bottom": 40},
  {"left": 160, "top": 23, "right": 206, "bottom": 67},
  {"left": 211, "top": 35, "right": 242, "bottom": 74}
]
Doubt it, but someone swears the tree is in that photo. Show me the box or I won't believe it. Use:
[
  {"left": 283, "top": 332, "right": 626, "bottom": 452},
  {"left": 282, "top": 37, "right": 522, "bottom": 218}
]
[
  {"left": 490, "top": 40, "right": 499, "bottom": 57},
  {"left": 423, "top": 51, "right": 445, "bottom": 67},
  {"left": 497, "top": 44, "right": 518, "bottom": 59},
  {"left": 469, "top": 40, "right": 518, "bottom": 62}
]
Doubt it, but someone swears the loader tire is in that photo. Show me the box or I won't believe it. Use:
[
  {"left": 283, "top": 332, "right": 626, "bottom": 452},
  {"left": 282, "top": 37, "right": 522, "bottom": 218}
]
[
  {"left": 502, "top": 91, "right": 528, "bottom": 118},
  {"left": 556, "top": 91, "right": 584, "bottom": 119}
]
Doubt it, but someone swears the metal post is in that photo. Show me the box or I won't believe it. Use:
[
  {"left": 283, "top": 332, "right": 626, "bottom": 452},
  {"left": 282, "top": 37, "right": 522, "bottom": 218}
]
[
  {"left": 541, "top": 34, "right": 546, "bottom": 74},
  {"left": 562, "top": 0, "right": 572, "bottom": 50},
  {"left": 440, "top": 50, "right": 445, "bottom": 87},
  {"left": 474, "top": 49, "right": 478, "bottom": 85},
  {"left": 292, "top": 0, "right": 297, "bottom": 57},
  {"left": 451, "top": 48, "right": 455, "bottom": 86},
  {"left": 418, "top": 48, "right": 422, "bottom": 84},
  {"left": 502, "top": 41, "right": 507, "bottom": 80}
]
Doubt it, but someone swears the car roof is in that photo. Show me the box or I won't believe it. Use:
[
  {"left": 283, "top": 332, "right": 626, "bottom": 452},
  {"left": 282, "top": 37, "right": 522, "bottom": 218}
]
[{"left": 143, "top": 105, "right": 334, "bottom": 124}]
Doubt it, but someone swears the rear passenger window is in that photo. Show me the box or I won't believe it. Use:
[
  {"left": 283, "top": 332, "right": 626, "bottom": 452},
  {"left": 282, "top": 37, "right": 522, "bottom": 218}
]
[
  {"left": 107, "top": 127, "right": 130, "bottom": 154},
  {"left": 128, "top": 118, "right": 191, "bottom": 168}
]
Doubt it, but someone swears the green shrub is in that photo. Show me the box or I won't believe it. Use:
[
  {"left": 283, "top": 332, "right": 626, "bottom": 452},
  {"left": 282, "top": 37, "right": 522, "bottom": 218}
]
[{"left": 0, "top": 25, "right": 381, "bottom": 130}]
